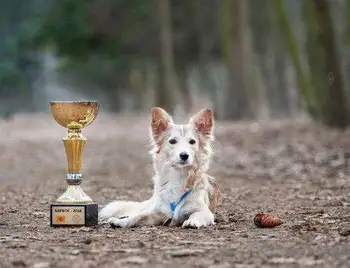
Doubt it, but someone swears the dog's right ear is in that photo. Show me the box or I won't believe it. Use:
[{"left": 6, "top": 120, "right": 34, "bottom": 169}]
[
  {"left": 189, "top": 108, "right": 214, "bottom": 136},
  {"left": 151, "top": 107, "right": 173, "bottom": 141}
]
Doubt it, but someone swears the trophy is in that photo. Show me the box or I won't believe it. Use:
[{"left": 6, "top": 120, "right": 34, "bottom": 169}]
[{"left": 49, "top": 101, "right": 99, "bottom": 227}]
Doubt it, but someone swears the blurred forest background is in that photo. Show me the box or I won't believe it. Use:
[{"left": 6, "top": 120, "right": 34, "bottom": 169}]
[{"left": 1, "top": 0, "right": 350, "bottom": 128}]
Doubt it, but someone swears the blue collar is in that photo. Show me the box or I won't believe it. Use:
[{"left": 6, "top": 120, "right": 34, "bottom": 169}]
[{"left": 170, "top": 188, "right": 193, "bottom": 214}]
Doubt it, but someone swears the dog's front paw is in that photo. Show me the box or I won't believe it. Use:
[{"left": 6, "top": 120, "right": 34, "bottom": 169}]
[
  {"left": 182, "top": 218, "right": 207, "bottom": 229},
  {"left": 182, "top": 211, "right": 215, "bottom": 229},
  {"left": 107, "top": 217, "right": 130, "bottom": 228}
]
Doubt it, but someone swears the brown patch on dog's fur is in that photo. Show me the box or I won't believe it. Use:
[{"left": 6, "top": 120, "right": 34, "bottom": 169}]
[
  {"left": 186, "top": 170, "right": 220, "bottom": 213},
  {"left": 208, "top": 179, "right": 221, "bottom": 213},
  {"left": 186, "top": 170, "right": 199, "bottom": 189}
]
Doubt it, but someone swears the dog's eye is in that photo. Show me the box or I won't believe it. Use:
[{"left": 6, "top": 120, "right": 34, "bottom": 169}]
[
  {"left": 189, "top": 139, "right": 196, "bottom": 145},
  {"left": 169, "top": 139, "right": 177, "bottom": 145}
]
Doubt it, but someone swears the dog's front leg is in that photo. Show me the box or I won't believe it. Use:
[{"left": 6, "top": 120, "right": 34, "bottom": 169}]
[
  {"left": 178, "top": 188, "right": 216, "bottom": 229},
  {"left": 182, "top": 208, "right": 215, "bottom": 229},
  {"left": 107, "top": 211, "right": 169, "bottom": 228}
]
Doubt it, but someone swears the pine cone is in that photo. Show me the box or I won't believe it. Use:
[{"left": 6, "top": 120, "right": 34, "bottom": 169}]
[{"left": 254, "top": 212, "right": 282, "bottom": 228}]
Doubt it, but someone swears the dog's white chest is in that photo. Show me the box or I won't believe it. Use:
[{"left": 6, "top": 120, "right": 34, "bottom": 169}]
[{"left": 154, "top": 172, "right": 188, "bottom": 215}]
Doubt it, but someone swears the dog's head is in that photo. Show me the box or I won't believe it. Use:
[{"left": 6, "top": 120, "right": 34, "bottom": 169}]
[{"left": 150, "top": 107, "right": 214, "bottom": 171}]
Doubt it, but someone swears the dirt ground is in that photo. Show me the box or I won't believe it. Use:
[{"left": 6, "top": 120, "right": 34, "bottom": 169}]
[{"left": 1, "top": 113, "right": 350, "bottom": 268}]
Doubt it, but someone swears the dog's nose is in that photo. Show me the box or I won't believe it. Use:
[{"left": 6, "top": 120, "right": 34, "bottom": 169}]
[{"left": 179, "top": 152, "right": 189, "bottom": 161}]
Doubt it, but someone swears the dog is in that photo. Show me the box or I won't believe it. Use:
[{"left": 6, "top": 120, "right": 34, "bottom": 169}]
[{"left": 99, "top": 107, "right": 220, "bottom": 228}]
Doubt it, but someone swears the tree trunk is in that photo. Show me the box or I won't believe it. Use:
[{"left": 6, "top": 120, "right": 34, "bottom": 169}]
[
  {"left": 156, "top": 0, "right": 176, "bottom": 113},
  {"left": 219, "top": 0, "right": 251, "bottom": 120},
  {"left": 303, "top": 0, "right": 348, "bottom": 128},
  {"left": 194, "top": 0, "right": 216, "bottom": 111},
  {"left": 273, "top": 0, "right": 318, "bottom": 118},
  {"left": 175, "top": 63, "right": 192, "bottom": 113},
  {"left": 272, "top": 26, "right": 291, "bottom": 117},
  {"left": 249, "top": 0, "right": 270, "bottom": 118},
  {"left": 263, "top": 2, "right": 291, "bottom": 118},
  {"left": 129, "top": 66, "right": 144, "bottom": 111},
  {"left": 344, "top": 0, "right": 350, "bottom": 100}
]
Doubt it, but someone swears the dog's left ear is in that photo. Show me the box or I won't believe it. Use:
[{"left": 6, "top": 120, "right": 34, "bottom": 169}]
[
  {"left": 151, "top": 107, "right": 174, "bottom": 141},
  {"left": 189, "top": 108, "right": 214, "bottom": 135}
]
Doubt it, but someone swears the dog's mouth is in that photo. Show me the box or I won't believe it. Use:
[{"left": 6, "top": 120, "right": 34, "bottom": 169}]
[{"left": 172, "top": 161, "right": 192, "bottom": 169}]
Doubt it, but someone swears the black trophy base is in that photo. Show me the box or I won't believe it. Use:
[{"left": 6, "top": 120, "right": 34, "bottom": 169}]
[{"left": 50, "top": 203, "right": 98, "bottom": 227}]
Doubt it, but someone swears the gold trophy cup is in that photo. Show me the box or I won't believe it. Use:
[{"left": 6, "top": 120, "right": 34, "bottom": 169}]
[{"left": 50, "top": 101, "right": 99, "bottom": 227}]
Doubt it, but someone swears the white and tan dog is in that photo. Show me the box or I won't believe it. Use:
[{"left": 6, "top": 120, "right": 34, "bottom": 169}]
[{"left": 99, "top": 107, "right": 220, "bottom": 228}]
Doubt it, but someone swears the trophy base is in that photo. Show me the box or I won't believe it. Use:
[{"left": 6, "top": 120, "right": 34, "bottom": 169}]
[{"left": 50, "top": 203, "right": 98, "bottom": 227}]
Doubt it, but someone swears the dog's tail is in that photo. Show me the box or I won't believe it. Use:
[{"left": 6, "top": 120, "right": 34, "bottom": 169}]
[{"left": 99, "top": 199, "right": 153, "bottom": 221}]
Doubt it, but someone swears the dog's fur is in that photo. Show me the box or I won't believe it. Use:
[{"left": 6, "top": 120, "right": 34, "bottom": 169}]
[{"left": 99, "top": 107, "right": 220, "bottom": 228}]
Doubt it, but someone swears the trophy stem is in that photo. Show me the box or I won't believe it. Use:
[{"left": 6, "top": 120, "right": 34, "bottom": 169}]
[
  {"left": 64, "top": 128, "right": 86, "bottom": 176},
  {"left": 56, "top": 127, "right": 93, "bottom": 204}
]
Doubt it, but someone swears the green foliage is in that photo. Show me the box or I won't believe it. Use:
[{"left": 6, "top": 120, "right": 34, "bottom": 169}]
[
  {"left": 32, "top": 0, "right": 162, "bottom": 104},
  {"left": 36, "top": 0, "right": 156, "bottom": 61},
  {"left": 0, "top": 0, "right": 47, "bottom": 99},
  {"left": 36, "top": 0, "right": 95, "bottom": 60}
]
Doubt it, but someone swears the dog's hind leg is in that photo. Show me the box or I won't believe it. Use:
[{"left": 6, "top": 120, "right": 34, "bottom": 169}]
[{"left": 99, "top": 200, "right": 145, "bottom": 222}]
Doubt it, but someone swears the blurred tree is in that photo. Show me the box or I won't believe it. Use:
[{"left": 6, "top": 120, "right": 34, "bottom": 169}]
[
  {"left": 344, "top": 0, "right": 350, "bottom": 98},
  {"left": 266, "top": 2, "right": 291, "bottom": 117},
  {"left": 274, "top": 0, "right": 319, "bottom": 119},
  {"left": 35, "top": 0, "right": 158, "bottom": 111},
  {"left": 277, "top": 0, "right": 349, "bottom": 128},
  {"left": 303, "top": 0, "right": 349, "bottom": 128},
  {"left": 15, "top": 0, "right": 347, "bottom": 126},
  {"left": 156, "top": 0, "right": 176, "bottom": 112},
  {"left": 0, "top": 0, "right": 48, "bottom": 114},
  {"left": 128, "top": 64, "right": 145, "bottom": 111},
  {"left": 219, "top": 0, "right": 251, "bottom": 120},
  {"left": 34, "top": 0, "right": 224, "bottom": 113},
  {"left": 172, "top": 0, "right": 220, "bottom": 113}
]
